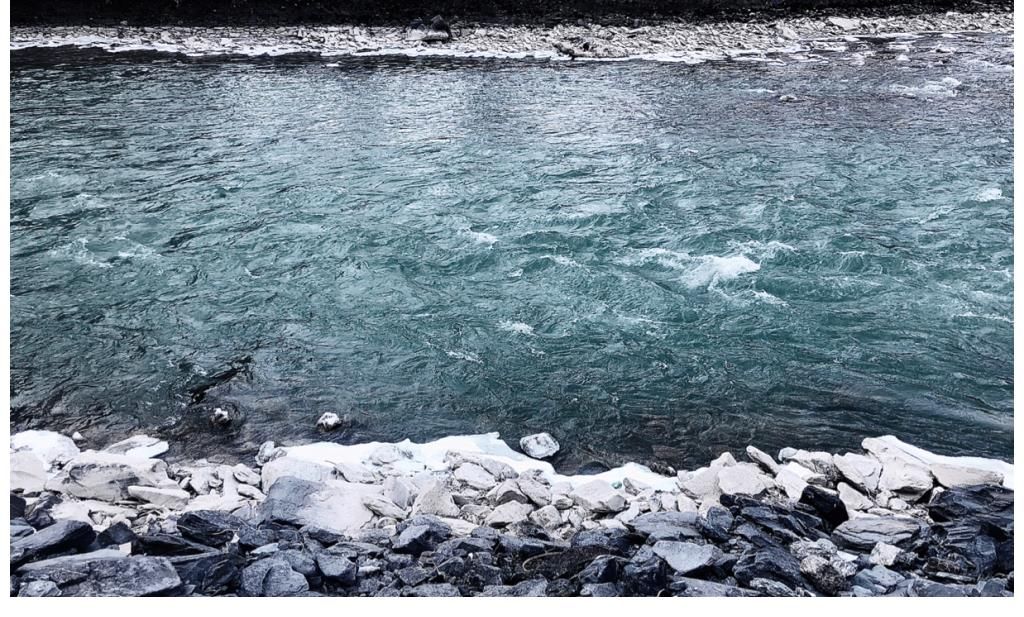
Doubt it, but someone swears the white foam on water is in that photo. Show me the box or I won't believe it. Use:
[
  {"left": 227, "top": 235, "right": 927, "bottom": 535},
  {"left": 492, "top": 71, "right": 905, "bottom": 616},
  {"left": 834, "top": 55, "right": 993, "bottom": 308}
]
[
  {"left": 47, "top": 238, "right": 113, "bottom": 269},
  {"left": 682, "top": 254, "right": 761, "bottom": 288},
  {"left": 729, "top": 240, "right": 797, "bottom": 260},
  {"left": 621, "top": 248, "right": 763, "bottom": 288},
  {"left": 497, "top": 320, "right": 535, "bottom": 336},
  {"left": 464, "top": 230, "right": 498, "bottom": 246},
  {"left": 544, "top": 255, "right": 582, "bottom": 268},
  {"left": 445, "top": 350, "right": 483, "bottom": 364},
  {"left": 954, "top": 312, "right": 1013, "bottom": 324},
  {"left": 750, "top": 290, "right": 789, "bottom": 306},
  {"left": 892, "top": 76, "right": 962, "bottom": 99},
  {"left": 974, "top": 187, "right": 1004, "bottom": 202}
]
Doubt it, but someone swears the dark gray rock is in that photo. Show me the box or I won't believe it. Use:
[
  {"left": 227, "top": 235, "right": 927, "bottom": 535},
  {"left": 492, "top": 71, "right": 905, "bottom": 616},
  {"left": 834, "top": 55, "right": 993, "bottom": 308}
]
[
  {"left": 479, "top": 577, "right": 548, "bottom": 597},
  {"left": 628, "top": 511, "right": 703, "bottom": 542},
  {"left": 800, "top": 554, "right": 856, "bottom": 596},
  {"left": 24, "top": 493, "right": 60, "bottom": 530},
  {"left": 580, "top": 582, "right": 620, "bottom": 597},
  {"left": 10, "top": 519, "right": 95, "bottom": 565},
  {"left": 799, "top": 485, "right": 849, "bottom": 530},
  {"left": 276, "top": 548, "right": 318, "bottom": 579},
  {"left": 669, "top": 577, "right": 758, "bottom": 597},
  {"left": 403, "top": 583, "right": 461, "bottom": 597},
  {"left": 170, "top": 551, "right": 242, "bottom": 595},
  {"left": 651, "top": 541, "right": 722, "bottom": 575},
  {"left": 395, "top": 565, "right": 430, "bottom": 586},
  {"left": 496, "top": 533, "right": 548, "bottom": 558},
  {"left": 134, "top": 533, "right": 212, "bottom": 556},
  {"left": 177, "top": 510, "right": 249, "bottom": 546},
  {"left": 748, "top": 577, "right": 803, "bottom": 597},
  {"left": 17, "top": 580, "right": 61, "bottom": 597},
  {"left": 852, "top": 565, "right": 905, "bottom": 593},
  {"left": 906, "top": 578, "right": 976, "bottom": 597},
  {"left": 832, "top": 516, "right": 925, "bottom": 551},
  {"left": 238, "top": 526, "right": 277, "bottom": 551},
  {"left": 392, "top": 522, "right": 450, "bottom": 554},
  {"left": 18, "top": 553, "right": 181, "bottom": 596},
  {"left": 738, "top": 504, "right": 826, "bottom": 545},
  {"left": 698, "top": 506, "right": 735, "bottom": 542},
  {"left": 622, "top": 548, "right": 667, "bottom": 596},
  {"left": 928, "top": 484, "right": 1013, "bottom": 530},
  {"left": 578, "top": 555, "right": 621, "bottom": 584},
  {"left": 570, "top": 528, "right": 634, "bottom": 555},
  {"left": 11, "top": 519, "right": 34, "bottom": 540},
  {"left": 733, "top": 546, "right": 807, "bottom": 590},
  {"left": 96, "top": 521, "right": 136, "bottom": 548},
  {"left": 11, "top": 493, "right": 27, "bottom": 519},
  {"left": 316, "top": 552, "right": 356, "bottom": 584},
  {"left": 545, "top": 578, "right": 577, "bottom": 596},
  {"left": 241, "top": 559, "right": 309, "bottom": 597}
]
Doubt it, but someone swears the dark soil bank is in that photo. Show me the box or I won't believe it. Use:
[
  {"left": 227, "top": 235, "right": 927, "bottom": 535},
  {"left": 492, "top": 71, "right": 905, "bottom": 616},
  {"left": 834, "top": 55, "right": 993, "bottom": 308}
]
[{"left": 11, "top": 0, "right": 1012, "bottom": 26}]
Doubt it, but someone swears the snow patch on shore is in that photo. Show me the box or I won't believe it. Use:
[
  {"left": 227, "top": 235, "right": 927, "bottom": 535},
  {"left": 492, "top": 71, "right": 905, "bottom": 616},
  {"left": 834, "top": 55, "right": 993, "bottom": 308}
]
[{"left": 281, "top": 432, "right": 680, "bottom": 491}]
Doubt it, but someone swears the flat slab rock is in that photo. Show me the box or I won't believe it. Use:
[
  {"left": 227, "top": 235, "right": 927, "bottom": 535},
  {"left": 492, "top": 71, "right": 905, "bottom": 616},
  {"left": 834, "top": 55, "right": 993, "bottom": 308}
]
[
  {"left": 17, "top": 553, "right": 181, "bottom": 596},
  {"left": 832, "top": 515, "right": 925, "bottom": 551}
]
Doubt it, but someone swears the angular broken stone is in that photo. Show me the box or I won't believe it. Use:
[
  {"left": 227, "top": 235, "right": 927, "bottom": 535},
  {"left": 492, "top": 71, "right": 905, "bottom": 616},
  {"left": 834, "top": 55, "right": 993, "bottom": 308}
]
[
  {"left": 832, "top": 515, "right": 925, "bottom": 551},
  {"left": 651, "top": 540, "right": 721, "bottom": 575},
  {"left": 570, "top": 480, "right": 627, "bottom": 513},
  {"left": 718, "top": 463, "right": 775, "bottom": 496},
  {"left": 411, "top": 479, "right": 460, "bottom": 518},
  {"left": 454, "top": 462, "right": 496, "bottom": 491}
]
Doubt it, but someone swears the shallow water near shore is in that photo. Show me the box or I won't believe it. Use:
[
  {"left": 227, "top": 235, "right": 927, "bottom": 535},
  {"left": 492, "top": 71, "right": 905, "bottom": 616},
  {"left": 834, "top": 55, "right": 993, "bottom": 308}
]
[{"left": 9, "top": 33, "right": 1013, "bottom": 469}]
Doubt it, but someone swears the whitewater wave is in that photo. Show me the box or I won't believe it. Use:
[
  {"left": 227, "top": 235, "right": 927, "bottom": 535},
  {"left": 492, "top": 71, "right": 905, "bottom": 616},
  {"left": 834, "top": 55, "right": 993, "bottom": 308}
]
[
  {"left": 954, "top": 312, "right": 1012, "bottom": 324},
  {"left": 892, "top": 77, "right": 962, "bottom": 99},
  {"left": 543, "top": 255, "right": 582, "bottom": 268},
  {"left": 47, "top": 238, "right": 112, "bottom": 269},
  {"left": 622, "top": 241, "right": 794, "bottom": 288},
  {"left": 498, "top": 320, "right": 535, "bottom": 336},
  {"left": 445, "top": 350, "right": 483, "bottom": 364},
  {"left": 463, "top": 230, "right": 498, "bottom": 246},
  {"left": 974, "top": 187, "right": 1004, "bottom": 202}
]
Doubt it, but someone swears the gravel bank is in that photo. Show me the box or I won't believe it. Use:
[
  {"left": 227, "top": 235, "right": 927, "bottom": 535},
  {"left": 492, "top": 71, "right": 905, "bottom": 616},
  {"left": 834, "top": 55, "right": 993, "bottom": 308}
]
[
  {"left": 10, "top": 430, "right": 1014, "bottom": 596},
  {"left": 10, "top": 9, "right": 1013, "bottom": 61}
]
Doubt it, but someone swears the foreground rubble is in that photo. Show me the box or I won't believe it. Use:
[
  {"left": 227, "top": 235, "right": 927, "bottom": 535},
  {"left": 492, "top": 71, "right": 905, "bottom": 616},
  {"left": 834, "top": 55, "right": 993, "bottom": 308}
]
[{"left": 9, "top": 430, "right": 1014, "bottom": 596}]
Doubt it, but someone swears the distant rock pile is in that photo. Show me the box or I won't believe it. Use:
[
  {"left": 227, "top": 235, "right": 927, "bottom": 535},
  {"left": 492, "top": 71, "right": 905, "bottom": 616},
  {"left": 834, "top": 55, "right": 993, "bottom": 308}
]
[{"left": 9, "top": 430, "right": 1014, "bottom": 596}]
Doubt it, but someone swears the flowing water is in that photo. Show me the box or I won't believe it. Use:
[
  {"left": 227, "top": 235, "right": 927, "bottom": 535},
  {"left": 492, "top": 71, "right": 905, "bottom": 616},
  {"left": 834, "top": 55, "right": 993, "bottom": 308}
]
[{"left": 9, "top": 34, "right": 1014, "bottom": 469}]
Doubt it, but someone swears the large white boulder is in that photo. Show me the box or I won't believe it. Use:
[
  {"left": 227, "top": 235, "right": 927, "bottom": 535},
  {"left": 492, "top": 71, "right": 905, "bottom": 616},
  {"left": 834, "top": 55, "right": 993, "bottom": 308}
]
[
  {"left": 834, "top": 453, "right": 882, "bottom": 494},
  {"left": 45, "top": 451, "right": 177, "bottom": 502},
  {"left": 127, "top": 486, "right": 190, "bottom": 509},
  {"left": 718, "top": 463, "right": 775, "bottom": 496},
  {"left": 11, "top": 430, "right": 80, "bottom": 469},
  {"left": 103, "top": 435, "right": 168, "bottom": 459},
  {"left": 260, "top": 455, "right": 334, "bottom": 491},
  {"left": 11, "top": 450, "right": 48, "bottom": 493},
  {"left": 260, "top": 476, "right": 376, "bottom": 534},
  {"left": 411, "top": 478, "right": 460, "bottom": 517},
  {"left": 519, "top": 433, "right": 560, "bottom": 459},
  {"left": 570, "top": 479, "right": 627, "bottom": 513}
]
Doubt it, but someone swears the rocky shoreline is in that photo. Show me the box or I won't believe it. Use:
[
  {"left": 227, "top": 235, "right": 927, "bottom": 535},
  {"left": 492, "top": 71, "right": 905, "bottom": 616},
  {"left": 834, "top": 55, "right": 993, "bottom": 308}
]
[
  {"left": 9, "top": 429, "right": 1014, "bottom": 597},
  {"left": 9, "top": 9, "right": 1013, "bottom": 61}
]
